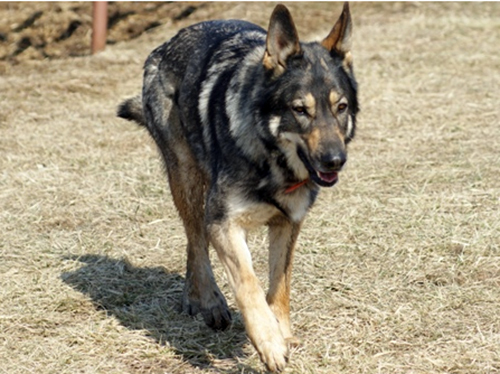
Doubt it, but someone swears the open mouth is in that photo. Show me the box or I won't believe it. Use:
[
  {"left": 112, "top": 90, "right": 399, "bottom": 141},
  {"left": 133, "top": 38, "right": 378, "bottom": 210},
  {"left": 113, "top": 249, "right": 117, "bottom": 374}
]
[
  {"left": 317, "top": 171, "right": 338, "bottom": 185},
  {"left": 297, "top": 148, "right": 341, "bottom": 188},
  {"left": 312, "top": 170, "right": 339, "bottom": 187}
]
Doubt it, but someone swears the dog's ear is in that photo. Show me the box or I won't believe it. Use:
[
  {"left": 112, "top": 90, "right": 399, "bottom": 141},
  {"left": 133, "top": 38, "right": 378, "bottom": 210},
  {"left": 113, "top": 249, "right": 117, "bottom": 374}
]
[
  {"left": 263, "top": 4, "right": 301, "bottom": 75},
  {"left": 322, "top": 2, "right": 353, "bottom": 68}
]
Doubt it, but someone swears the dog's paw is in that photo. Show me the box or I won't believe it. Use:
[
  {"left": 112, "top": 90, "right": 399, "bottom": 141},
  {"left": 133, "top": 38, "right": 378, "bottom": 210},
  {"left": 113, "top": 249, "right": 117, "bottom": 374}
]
[
  {"left": 200, "top": 294, "right": 232, "bottom": 331},
  {"left": 257, "top": 338, "right": 289, "bottom": 373},
  {"left": 182, "top": 288, "right": 232, "bottom": 330}
]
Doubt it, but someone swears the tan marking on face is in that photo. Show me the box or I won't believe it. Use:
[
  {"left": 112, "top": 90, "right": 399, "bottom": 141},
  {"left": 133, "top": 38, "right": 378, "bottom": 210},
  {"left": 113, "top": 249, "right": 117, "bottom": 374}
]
[
  {"left": 307, "top": 127, "right": 321, "bottom": 152},
  {"left": 304, "top": 93, "right": 316, "bottom": 118},
  {"left": 335, "top": 124, "right": 346, "bottom": 142},
  {"left": 329, "top": 90, "right": 340, "bottom": 106}
]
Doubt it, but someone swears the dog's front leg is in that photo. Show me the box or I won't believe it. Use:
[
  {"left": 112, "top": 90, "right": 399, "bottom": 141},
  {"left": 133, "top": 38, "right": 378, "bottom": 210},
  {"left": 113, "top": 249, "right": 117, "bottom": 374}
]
[
  {"left": 208, "top": 220, "right": 289, "bottom": 373},
  {"left": 267, "top": 217, "right": 302, "bottom": 347}
]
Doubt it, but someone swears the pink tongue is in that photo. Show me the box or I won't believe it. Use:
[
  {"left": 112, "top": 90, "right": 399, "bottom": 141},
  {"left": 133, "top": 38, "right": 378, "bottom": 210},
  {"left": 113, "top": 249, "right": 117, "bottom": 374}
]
[{"left": 319, "top": 171, "right": 338, "bottom": 183}]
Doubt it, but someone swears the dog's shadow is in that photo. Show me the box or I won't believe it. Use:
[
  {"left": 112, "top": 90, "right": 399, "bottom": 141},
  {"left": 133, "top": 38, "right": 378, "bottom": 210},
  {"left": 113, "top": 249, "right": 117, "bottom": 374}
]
[{"left": 61, "top": 254, "right": 259, "bottom": 372}]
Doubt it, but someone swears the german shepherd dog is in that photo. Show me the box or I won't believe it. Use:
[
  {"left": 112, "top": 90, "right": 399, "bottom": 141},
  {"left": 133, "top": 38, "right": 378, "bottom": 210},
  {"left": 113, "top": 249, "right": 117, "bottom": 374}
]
[{"left": 118, "top": 3, "right": 358, "bottom": 372}]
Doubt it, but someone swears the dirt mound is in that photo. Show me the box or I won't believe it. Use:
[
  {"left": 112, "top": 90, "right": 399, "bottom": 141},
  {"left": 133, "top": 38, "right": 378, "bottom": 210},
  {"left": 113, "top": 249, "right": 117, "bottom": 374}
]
[{"left": 0, "top": 2, "right": 203, "bottom": 63}]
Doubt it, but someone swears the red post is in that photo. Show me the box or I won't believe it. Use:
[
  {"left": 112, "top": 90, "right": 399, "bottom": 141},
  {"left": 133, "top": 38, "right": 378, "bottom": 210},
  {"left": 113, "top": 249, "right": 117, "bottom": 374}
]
[{"left": 91, "top": 2, "right": 108, "bottom": 54}]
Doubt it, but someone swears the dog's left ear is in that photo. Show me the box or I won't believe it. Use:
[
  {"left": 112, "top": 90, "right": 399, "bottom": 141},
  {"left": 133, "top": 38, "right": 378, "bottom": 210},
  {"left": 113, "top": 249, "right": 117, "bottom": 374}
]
[
  {"left": 263, "top": 4, "right": 302, "bottom": 76},
  {"left": 322, "top": 2, "right": 353, "bottom": 68}
]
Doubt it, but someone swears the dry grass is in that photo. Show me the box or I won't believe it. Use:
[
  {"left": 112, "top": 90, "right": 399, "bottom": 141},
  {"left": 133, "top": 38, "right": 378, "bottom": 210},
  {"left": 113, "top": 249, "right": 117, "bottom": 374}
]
[{"left": 1, "top": 2, "right": 499, "bottom": 374}]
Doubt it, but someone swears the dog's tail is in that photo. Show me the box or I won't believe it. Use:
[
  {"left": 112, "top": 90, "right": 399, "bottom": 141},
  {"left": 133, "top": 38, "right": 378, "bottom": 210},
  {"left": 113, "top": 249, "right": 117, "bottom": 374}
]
[{"left": 117, "top": 96, "right": 146, "bottom": 127}]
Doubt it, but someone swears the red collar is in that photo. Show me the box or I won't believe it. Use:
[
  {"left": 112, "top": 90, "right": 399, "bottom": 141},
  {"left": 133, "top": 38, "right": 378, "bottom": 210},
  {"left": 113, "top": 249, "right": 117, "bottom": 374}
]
[{"left": 285, "top": 179, "right": 309, "bottom": 194}]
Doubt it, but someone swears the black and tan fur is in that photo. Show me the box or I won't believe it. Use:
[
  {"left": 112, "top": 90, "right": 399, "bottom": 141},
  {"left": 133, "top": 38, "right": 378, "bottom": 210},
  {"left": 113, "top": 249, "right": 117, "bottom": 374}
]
[{"left": 118, "top": 3, "right": 358, "bottom": 372}]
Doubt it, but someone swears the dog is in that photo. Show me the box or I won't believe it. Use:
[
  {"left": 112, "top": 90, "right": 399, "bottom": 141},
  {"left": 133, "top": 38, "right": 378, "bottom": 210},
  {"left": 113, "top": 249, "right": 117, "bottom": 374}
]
[{"left": 117, "top": 3, "right": 358, "bottom": 372}]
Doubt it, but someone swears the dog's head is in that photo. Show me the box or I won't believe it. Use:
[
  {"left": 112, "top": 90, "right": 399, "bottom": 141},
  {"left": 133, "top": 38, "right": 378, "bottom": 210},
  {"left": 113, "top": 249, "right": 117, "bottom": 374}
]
[{"left": 261, "top": 3, "right": 358, "bottom": 188}]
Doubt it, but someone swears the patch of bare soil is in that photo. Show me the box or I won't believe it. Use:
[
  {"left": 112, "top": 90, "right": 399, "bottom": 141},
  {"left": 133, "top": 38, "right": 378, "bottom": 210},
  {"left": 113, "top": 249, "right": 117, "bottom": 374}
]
[{"left": 0, "top": 2, "right": 204, "bottom": 62}]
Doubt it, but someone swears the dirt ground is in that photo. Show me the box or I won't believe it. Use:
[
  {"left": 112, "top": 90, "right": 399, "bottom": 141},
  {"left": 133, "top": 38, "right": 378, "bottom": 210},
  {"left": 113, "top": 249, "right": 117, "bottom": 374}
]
[
  {"left": 1, "top": 2, "right": 499, "bottom": 374},
  {"left": 0, "top": 2, "right": 208, "bottom": 62}
]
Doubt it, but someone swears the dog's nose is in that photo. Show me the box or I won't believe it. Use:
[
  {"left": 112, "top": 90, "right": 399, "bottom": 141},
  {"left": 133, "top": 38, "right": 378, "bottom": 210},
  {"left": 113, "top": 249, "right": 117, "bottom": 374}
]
[{"left": 320, "top": 151, "right": 346, "bottom": 171}]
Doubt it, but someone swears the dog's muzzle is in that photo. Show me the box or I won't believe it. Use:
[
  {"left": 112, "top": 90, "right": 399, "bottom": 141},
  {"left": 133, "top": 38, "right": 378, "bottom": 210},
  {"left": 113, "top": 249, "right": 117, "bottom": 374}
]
[{"left": 298, "top": 148, "right": 346, "bottom": 187}]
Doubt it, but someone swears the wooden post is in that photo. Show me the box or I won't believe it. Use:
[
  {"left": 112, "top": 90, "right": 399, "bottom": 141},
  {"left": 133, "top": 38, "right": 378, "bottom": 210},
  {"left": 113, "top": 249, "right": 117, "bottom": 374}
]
[{"left": 91, "top": 2, "right": 108, "bottom": 54}]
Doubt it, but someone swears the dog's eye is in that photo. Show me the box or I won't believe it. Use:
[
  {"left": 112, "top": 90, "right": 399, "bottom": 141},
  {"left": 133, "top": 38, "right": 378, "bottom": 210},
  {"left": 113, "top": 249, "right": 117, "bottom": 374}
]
[
  {"left": 337, "top": 103, "right": 348, "bottom": 113},
  {"left": 293, "top": 106, "right": 307, "bottom": 115}
]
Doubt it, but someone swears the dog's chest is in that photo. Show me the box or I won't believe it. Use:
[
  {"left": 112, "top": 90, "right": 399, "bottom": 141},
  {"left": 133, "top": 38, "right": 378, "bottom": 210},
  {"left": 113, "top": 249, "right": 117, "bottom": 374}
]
[
  {"left": 277, "top": 188, "right": 314, "bottom": 223},
  {"left": 227, "top": 188, "right": 313, "bottom": 229}
]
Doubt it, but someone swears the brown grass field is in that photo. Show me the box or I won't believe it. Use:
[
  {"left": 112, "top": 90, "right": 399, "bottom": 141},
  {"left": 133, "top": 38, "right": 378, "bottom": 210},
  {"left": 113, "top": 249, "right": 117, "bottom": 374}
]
[{"left": 1, "top": 2, "right": 499, "bottom": 373}]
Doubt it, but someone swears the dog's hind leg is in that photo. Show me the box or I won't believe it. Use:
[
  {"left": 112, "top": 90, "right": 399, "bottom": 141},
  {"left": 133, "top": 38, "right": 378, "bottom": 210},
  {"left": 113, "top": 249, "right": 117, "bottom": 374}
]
[
  {"left": 165, "top": 149, "right": 232, "bottom": 330},
  {"left": 164, "top": 138, "right": 232, "bottom": 330},
  {"left": 140, "top": 54, "right": 231, "bottom": 330},
  {"left": 267, "top": 216, "right": 302, "bottom": 348},
  {"left": 144, "top": 96, "right": 232, "bottom": 330}
]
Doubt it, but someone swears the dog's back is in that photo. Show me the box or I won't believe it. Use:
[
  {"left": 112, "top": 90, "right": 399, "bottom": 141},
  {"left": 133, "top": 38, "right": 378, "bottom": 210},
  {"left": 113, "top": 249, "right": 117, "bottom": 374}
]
[{"left": 119, "top": 20, "right": 268, "bottom": 177}]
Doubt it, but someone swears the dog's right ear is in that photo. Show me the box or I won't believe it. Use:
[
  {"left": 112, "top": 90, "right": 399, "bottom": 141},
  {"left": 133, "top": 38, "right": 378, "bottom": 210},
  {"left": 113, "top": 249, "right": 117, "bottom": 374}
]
[{"left": 263, "top": 4, "right": 302, "bottom": 76}]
